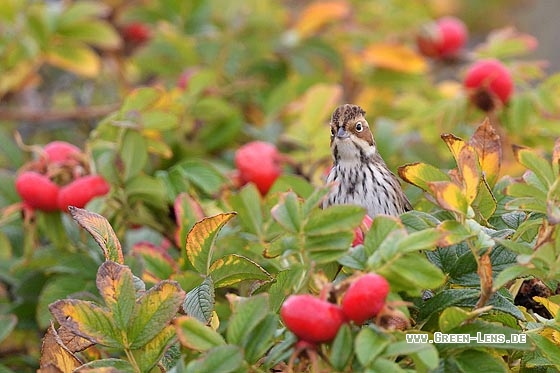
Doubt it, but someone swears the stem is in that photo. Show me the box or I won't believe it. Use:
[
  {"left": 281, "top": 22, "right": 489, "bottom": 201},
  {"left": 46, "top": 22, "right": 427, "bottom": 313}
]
[{"left": 124, "top": 348, "right": 141, "bottom": 373}]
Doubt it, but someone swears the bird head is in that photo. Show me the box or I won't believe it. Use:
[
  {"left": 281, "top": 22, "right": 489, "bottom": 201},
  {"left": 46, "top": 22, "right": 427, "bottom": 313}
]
[{"left": 329, "top": 104, "right": 376, "bottom": 163}]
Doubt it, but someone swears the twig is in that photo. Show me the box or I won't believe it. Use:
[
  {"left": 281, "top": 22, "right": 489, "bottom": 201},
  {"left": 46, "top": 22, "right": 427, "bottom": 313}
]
[{"left": 0, "top": 103, "right": 120, "bottom": 123}]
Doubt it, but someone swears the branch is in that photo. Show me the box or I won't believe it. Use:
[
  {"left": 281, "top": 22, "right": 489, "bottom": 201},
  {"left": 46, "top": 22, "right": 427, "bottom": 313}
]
[{"left": 0, "top": 104, "right": 120, "bottom": 123}]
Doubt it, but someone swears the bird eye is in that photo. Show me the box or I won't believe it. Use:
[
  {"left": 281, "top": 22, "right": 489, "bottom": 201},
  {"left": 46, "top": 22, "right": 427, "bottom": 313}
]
[{"left": 355, "top": 122, "right": 363, "bottom": 132}]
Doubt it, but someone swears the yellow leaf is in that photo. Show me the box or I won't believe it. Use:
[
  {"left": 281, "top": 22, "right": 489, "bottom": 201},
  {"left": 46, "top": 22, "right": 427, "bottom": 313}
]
[
  {"left": 428, "top": 181, "right": 469, "bottom": 215},
  {"left": 362, "top": 43, "right": 428, "bottom": 73},
  {"left": 398, "top": 162, "right": 449, "bottom": 192},
  {"left": 186, "top": 212, "right": 237, "bottom": 274},
  {"left": 469, "top": 118, "right": 502, "bottom": 187},
  {"left": 441, "top": 133, "right": 466, "bottom": 164},
  {"left": 533, "top": 296, "right": 560, "bottom": 318},
  {"left": 39, "top": 323, "right": 82, "bottom": 372},
  {"left": 295, "top": 0, "right": 350, "bottom": 37},
  {"left": 45, "top": 42, "right": 100, "bottom": 78},
  {"left": 458, "top": 145, "right": 480, "bottom": 204}
]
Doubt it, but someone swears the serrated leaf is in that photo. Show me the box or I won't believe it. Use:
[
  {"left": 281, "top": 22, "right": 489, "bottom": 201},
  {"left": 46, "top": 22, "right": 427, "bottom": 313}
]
[
  {"left": 39, "top": 324, "right": 82, "bottom": 372},
  {"left": 306, "top": 231, "right": 354, "bottom": 263},
  {"left": 363, "top": 215, "right": 402, "bottom": 256},
  {"left": 226, "top": 294, "right": 269, "bottom": 346},
  {"left": 530, "top": 332, "right": 560, "bottom": 368},
  {"left": 175, "top": 316, "right": 225, "bottom": 351},
  {"left": 186, "top": 212, "right": 236, "bottom": 274},
  {"left": 120, "top": 130, "right": 148, "bottom": 181},
  {"left": 470, "top": 118, "right": 502, "bottom": 187},
  {"left": 271, "top": 192, "right": 302, "bottom": 233},
  {"left": 244, "top": 314, "right": 278, "bottom": 364},
  {"left": 96, "top": 261, "right": 136, "bottom": 331},
  {"left": 376, "top": 254, "right": 445, "bottom": 294},
  {"left": 132, "top": 242, "right": 177, "bottom": 283},
  {"left": 49, "top": 299, "right": 120, "bottom": 348},
  {"left": 68, "top": 207, "right": 124, "bottom": 264},
  {"left": 127, "top": 281, "right": 184, "bottom": 349},
  {"left": 209, "top": 254, "right": 271, "bottom": 288},
  {"left": 131, "top": 325, "right": 176, "bottom": 373},
  {"left": 304, "top": 204, "right": 364, "bottom": 235},
  {"left": 227, "top": 184, "right": 264, "bottom": 237},
  {"left": 438, "top": 307, "right": 472, "bottom": 333},
  {"left": 173, "top": 192, "right": 205, "bottom": 250},
  {"left": 184, "top": 276, "right": 215, "bottom": 324},
  {"left": 398, "top": 162, "right": 450, "bottom": 191},
  {"left": 437, "top": 220, "right": 476, "bottom": 247},
  {"left": 180, "top": 159, "right": 226, "bottom": 196},
  {"left": 428, "top": 181, "right": 469, "bottom": 216}
]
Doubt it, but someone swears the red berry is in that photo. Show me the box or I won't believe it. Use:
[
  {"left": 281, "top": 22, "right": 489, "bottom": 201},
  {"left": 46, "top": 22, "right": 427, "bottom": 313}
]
[
  {"left": 57, "top": 175, "right": 110, "bottom": 211},
  {"left": 43, "top": 141, "right": 81, "bottom": 164},
  {"left": 122, "top": 22, "right": 151, "bottom": 44},
  {"left": 464, "top": 59, "right": 513, "bottom": 108},
  {"left": 417, "top": 16, "right": 467, "bottom": 58},
  {"left": 234, "top": 141, "right": 282, "bottom": 195},
  {"left": 352, "top": 214, "right": 373, "bottom": 247},
  {"left": 341, "top": 273, "right": 389, "bottom": 325},
  {"left": 280, "top": 295, "right": 346, "bottom": 343},
  {"left": 15, "top": 171, "right": 60, "bottom": 212}
]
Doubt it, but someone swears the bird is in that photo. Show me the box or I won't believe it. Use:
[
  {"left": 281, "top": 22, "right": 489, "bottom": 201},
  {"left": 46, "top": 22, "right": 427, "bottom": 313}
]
[{"left": 322, "top": 104, "right": 412, "bottom": 217}]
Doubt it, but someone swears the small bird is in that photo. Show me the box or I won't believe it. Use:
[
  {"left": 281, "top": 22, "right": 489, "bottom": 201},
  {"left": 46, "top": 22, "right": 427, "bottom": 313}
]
[{"left": 323, "top": 104, "right": 412, "bottom": 217}]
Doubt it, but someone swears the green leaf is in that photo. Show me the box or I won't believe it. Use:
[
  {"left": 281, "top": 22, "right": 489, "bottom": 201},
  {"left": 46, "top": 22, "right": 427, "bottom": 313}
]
[
  {"left": 209, "top": 254, "right": 272, "bottom": 288},
  {"left": 513, "top": 145, "right": 555, "bottom": 188},
  {"left": 183, "top": 276, "right": 215, "bottom": 324},
  {"left": 267, "top": 267, "right": 306, "bottom": 313},
  {"left": 453, "top": 349, "right": 509, "bottom": 373},
  {"left": 376, "top": 254, "right": 445, "bottom": 294},
  {"left": 127, "top": 281, "right": 184, "bottom": 349},
  {"left": 96, "top": 261, "right": 136, "bottom": 331},
  {"left": 186, "top": 212, "right": 236, "bottom": 274},
  {"left": 179, "top": 159, "right": 226, "bottom": 196},
  {"left": 175, "top": 315, "right": 226, "bottom": 351},
  {"left": 125, "top": 175, "right": 167, "bottom": 208},
  {"left": 142, "top": 110, "right": 179, "bottom": 131},
  {"left": 131, "top": 325, "right": 176, "bottom": 373},
  {"left": 120, "top": 130, "right": 148, "bottom": 181},
  {"left": 330, "top": 324, "right": 353, "bottom": 371},
  {"left": 57, "top": 20, "right": 121, "bottom": 49},
  {"left": 305, "top": 231, "right": 355, "bottom": 263},
  {"left": 68, "top": 207, "right": 124, "bottom": 264},
  {"left": 185, "top": 345, "right": 244, "bottom": 373},
  {"left": 49, "top": 299, "right": 121, "bottom": 348},
  {"left": 419, "top": 288, "right": 480, "bottom": 321},
  {"left": 271, "top": 192, "right": 302, "bottom": 233},
  {"left": 355, "top": 328, "right": 390, "bottom": 367},
  {"left": 269, "top": 175, "right": 315, "bottom": 198},
  {"left": 304, "top": 204, "right": 364, "bottom": 235},
  {"left": 438, "top": 307, "right": 472, "bottom": 333},
  {"left": 226, "top": 294, "right": 269, "bottom": 346},
  {"left": 395, "top": 228, "right": 440, "bottom": 254},
  {"left": 244, "top": 314, "right": 278, "bottom": 364},
  {"left": 121, "top": 87, "right": 161, "bottom": 113},
  {"left": 227, "top": 184, "right": 264, "bottom": 237},
  {"left": 0, "top": 314, "right": 16, "bottom": 343},
  {"left": 437, "top": 220, "right": 476, "bottom": 247}
]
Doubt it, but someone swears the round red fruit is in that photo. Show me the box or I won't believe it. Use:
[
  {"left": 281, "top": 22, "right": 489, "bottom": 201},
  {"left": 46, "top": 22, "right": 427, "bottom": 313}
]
[
  {"left": 417, "top": 16, "right": 467, "bottom": 58},
  {"left": 234, "top": 141, "right": 281, "bottom": 195},
  {"left": 43, "top": 141, "right": 81, "bottom": 164},
  {"left": 464, "top": 59, "right": 513, "bottom": 107},
  {"left": 122, "top": 22, "right": 151, "bottom": 44},
  {"left": 352, "top": 214, "right": 373, "bottom": 247},
  {"left": 280, "top": 295, "right": 346, "bottom": 343},
  {"left": 57, "top": 175, "right": 110, "bottom": 212},
  {"left": 15, "top": 171, "right": 60, "bottom": 212},
  {"left": 341, "top": 273, "right": 389, "bottom": 325}
]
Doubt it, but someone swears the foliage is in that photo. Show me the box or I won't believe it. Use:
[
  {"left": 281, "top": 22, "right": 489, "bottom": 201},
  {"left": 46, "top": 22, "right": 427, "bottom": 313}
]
[{"left": 2, "top": 0, "right": 560, "bottom": 372}]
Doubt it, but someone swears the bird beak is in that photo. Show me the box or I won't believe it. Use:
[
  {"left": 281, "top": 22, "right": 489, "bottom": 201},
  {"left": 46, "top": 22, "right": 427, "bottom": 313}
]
[{"left": 336, "top": 127, "right": 350, "bottom": 139}]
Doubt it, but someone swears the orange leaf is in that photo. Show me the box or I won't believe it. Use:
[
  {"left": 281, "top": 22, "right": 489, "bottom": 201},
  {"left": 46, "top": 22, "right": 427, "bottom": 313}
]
[
  {"left": 362, "top": 43, "right": 428, "bottom": 73},
  {"left": 469, "top": 118, "right": 502, "bottom": 187},
  {"left": 398, "top": 162, "right": 449, "bottom": 191},
  {"left": 428, "top": 181, "right": 469, "bottom": 216},
  {"left": 295, "top": 0, "right": 350, "bottom": 37},
  {"left": 39, "top": 323, "right": 82, "bottom": 372}
]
